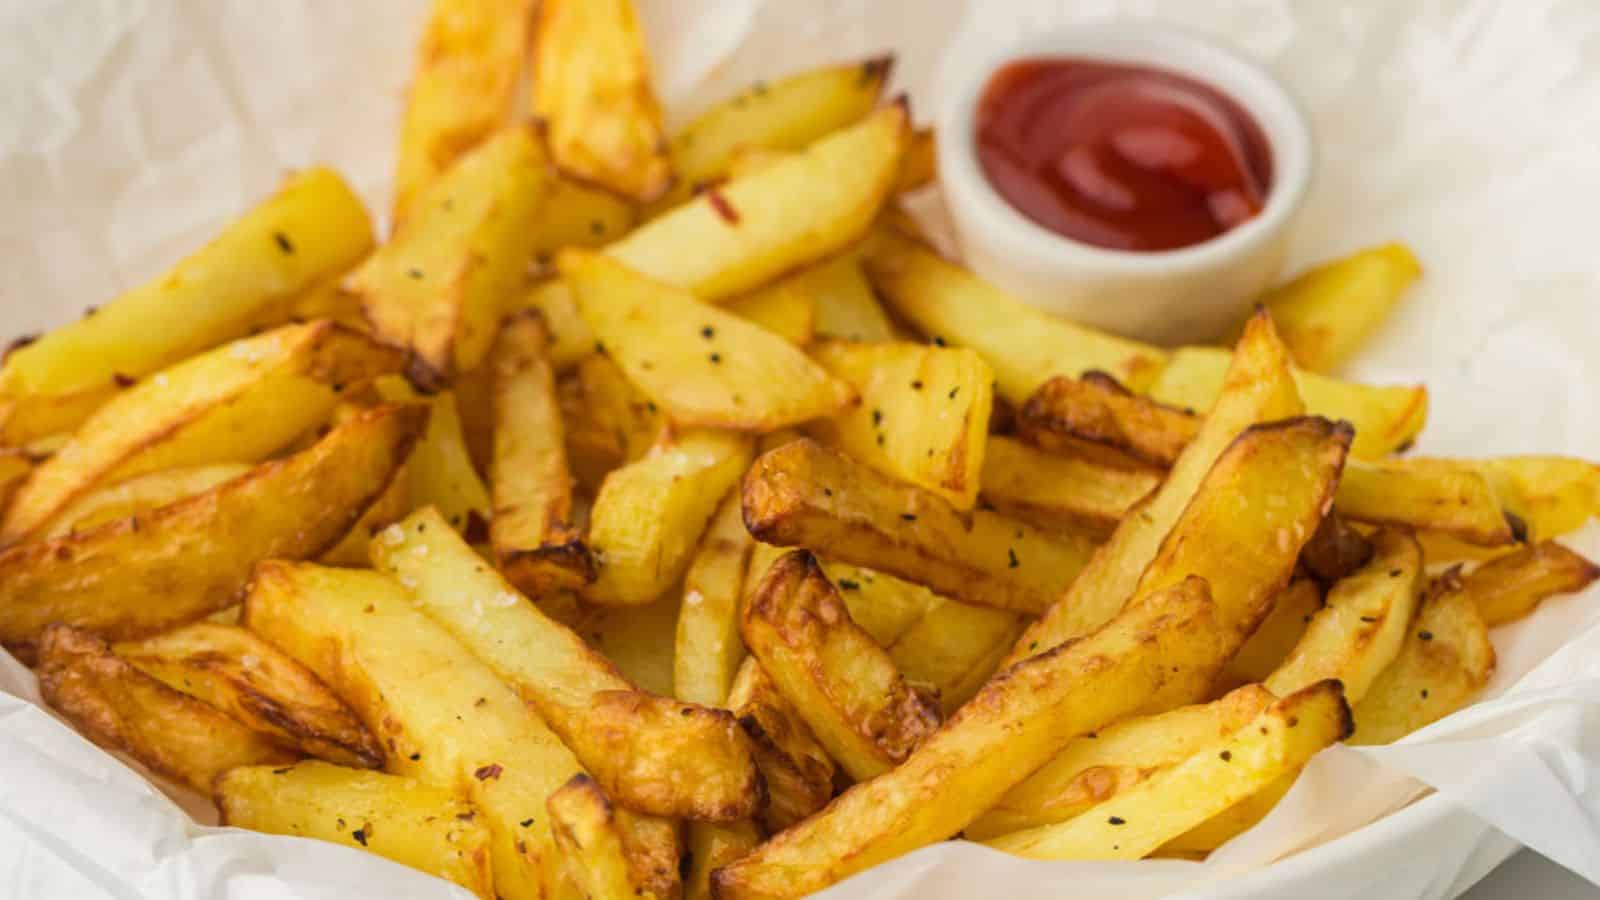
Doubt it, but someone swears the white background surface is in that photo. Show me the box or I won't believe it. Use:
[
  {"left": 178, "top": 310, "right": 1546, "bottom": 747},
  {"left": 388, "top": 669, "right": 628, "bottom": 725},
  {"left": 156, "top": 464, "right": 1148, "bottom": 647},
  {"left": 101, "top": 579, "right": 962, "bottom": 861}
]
[{"left": 1467, "top": 852, "right": 1597, "bottom": 899}]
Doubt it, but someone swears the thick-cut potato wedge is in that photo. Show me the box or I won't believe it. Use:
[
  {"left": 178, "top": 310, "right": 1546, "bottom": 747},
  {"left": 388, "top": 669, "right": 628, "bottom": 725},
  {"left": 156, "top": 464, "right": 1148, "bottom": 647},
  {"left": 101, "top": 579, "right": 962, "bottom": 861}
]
[
  {"left": 969, "top": 684, "right": 1277, "bottom": 840},
  {"left": 823, "top": 562, "right": 942, "bottom": 648},
  {"left": 353, "top": 126, "right": 548, "bottom": 385},
  {"left": 0, "top": 168, "right": 373, "bottom": 400},
  {"left": 1220, "top": 579, "right": 1323, "bottom": 688},
  {"left": 980, "top": 436, "right": 1160, "bottom": 537},
  {"left": 244, "top": 561, "right": 591, "bottom": 900},
  {"left": 2, "top": 321, "right": 405, "bottom": 544},
  {"left": 1457, "top": 456, "right": 1600, "bottom": 541},
  {"left": 609, "top": 104, "right": 908, "bottom": 301},
  {"left": 726, "top": 657, "right": 836, "bottom": 833},
  {"left": 489, "top": 312, "right": 593, "bottom": 594},
  {"left": 37, "top": 626, "right": 296, "bottom": 792},
  {"left": 1147, "top": 345, "right": 1426, "bottom": 459},
  {"left": 0, "top": 404, "right": 423, "bottom": 656},
  {"left": 532, "top": 0, "right": 671, "bottom": 202},
  {"left": 711, "top": 577, "right": 1226, "bottom": 899},
  {"left": 1007, "top": 312, "right": 1304, "bottom": 667},
  {"left": 790, "top": 252, "right": 896, "bottom": 344},
  {"left": 548, "top": 774, "right": 678, "bottom": 900},
  {"left": 657, "top": 58, "right": 891, "bottom": 209},
  {"left": 0, "top": 384, "right": 118, "bottom": 449},
  {"left": 725, "top": 283, "right": 816, "bottom": 346},
  {"left": 560, "top": 352, "right": 666, "bottom": 491},
  {"left": 562, "top": 251, "right": 854, "bottom": 431},
  {"left": 586, "top": 429, "right": 753, "bottom": 605},
  {"left": 512, "top": 280, "right": 594, "bottom": 372},
  {"left": 392, "top": 0, "right": 535, "bottom": 224},
  {"left": 983, "top": 681, "right": 1351, "bottom": 861},
  {"left": 1461, "top": 541, "right": 1600, "bottom": 627},
  {"left": 1259, "top": 243, "right": 1422, "bottom": 373},
  {"left": 1266, "top": 530, "right": 1422, "bottom": 702},
  {"left": 811, "top": 341, "right": 994, "bottom": 509},
  {"left": 114, "top": 622, "right": 382, "bottom": 769},
  {"left": 743, "top": 551, "right": 941, "bottom": 781},
  {"left": 863, "top": 229, "right": 1168, "bottom": 401},
  {"left": 374, "top": 377, "right": 492, "bottom": 535},
  {"left": 534, "top": 178, "right": 639, "bottom": 253},
  {"left": 40, "top": 463, "right": 250, "bottom": 539},
  {"left": 217, "top": 761, "right": 495, "bottom": 899},
  {"left": 1339, "top": 459, "right": 1515, "bottom": 546},
  {"left": 1019, "top": 373, "right": 1200, "bottom": 468},
  {"left": 888, "top": 598, "right": 1022, "bottom": 714},
  {"left": 1351, "top": 570, "right": 1497, "bottom": 745},
  {"left": 675, "top": 490, "right": 754, "bottom": 706},
  {"left": 372, "top": 507, "right": 760, "bottom": 823},
  {"left": 686, "top": 820, "right": 763, "bottom": 900},
  {"left": 743, "top": 439, "right": 1097, "bottom": 615}
]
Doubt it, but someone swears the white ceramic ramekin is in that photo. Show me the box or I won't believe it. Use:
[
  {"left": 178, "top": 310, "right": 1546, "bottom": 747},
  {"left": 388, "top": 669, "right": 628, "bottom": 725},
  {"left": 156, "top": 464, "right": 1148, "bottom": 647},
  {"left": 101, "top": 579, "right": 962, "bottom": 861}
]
[{"left": 936, "top": 22, "right": 1314, "bottom": 344}]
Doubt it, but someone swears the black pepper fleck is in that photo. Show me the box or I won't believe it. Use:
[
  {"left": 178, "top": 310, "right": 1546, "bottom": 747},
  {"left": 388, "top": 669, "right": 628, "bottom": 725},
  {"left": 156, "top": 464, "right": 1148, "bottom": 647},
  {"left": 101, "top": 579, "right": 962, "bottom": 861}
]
[{"left": 274, "top": 231, "right": 294, "bottom": 254}]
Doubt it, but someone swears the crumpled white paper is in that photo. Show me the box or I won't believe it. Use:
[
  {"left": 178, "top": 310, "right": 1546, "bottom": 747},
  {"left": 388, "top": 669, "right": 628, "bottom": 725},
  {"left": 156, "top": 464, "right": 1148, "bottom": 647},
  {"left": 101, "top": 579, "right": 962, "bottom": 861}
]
[{"left": 4, "top": 0, "right": 1600, "bottom": 898}]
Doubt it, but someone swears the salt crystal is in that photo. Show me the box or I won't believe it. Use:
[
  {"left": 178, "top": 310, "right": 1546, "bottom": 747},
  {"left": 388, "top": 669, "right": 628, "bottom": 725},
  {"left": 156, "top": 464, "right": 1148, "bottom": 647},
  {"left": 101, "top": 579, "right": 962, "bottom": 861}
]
[
  {"left": 494, "top": 591, "right": 519, "bottom": 607},
  {"left": 684, "top": 590, "right": 704, "bottom": 608},
  {"left": 380, "top": 524, "right": 406, "bottom": 546}
]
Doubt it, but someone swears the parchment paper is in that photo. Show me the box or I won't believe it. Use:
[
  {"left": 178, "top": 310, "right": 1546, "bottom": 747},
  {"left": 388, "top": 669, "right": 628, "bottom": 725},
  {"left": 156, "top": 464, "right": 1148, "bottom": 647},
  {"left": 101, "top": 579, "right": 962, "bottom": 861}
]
[{"left": 4, "top": 1, "right": 1600, "bottom": 897}]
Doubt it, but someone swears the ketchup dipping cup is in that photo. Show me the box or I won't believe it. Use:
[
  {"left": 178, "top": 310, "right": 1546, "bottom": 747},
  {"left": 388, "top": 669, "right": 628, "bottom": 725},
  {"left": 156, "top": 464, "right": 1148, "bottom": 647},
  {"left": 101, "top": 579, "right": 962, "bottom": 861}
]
[{"left": 936, "top": 23, "right": 1313, "bottom": 344}]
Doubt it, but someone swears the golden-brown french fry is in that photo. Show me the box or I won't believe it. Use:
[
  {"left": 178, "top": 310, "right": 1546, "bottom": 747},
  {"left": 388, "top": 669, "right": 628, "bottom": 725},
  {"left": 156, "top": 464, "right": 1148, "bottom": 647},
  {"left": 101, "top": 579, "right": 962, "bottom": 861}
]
[
  {"left": 534, "top": 178, "right": 639, "bottom": 253},
  {"left": 743, "top": 439, "right": 1097, "bottom": 616},
  {"left": 392, "top": 0, "right": 536, "bottom": 224},
  {"left": 548, "top": 774, "right": 678, "bottom": 900},
  {"left": 711, "top": 576, "right": 1226, "bottom": 899},
  {"left": 1018, "top": 373, "right": 1200, "bottom": 469},
  {"left": 656, "top": 58, "right": 891, "bottom": 210},
  {"left": 37, "top": 625, "right": 296, "bottom": 792},
  {"left": 675, "top": 490, "right": 754, "bottom": 706},
  {"left": 979, "top": 436, "right": 1160, "bottom": 537},
  {"left": 374, "top": 377, "right": 492, "bottom": 535},
  {"left": 562, "top": 250, "right": 855, "bottom": 431},
  {"left": 888, "top": 597, "right": 1022, "bottom": 714},
  {"left": 983, "top": 681, "right": 1350, "bottom": 861},
  {"left": 0, "top": 168, "right": 373, "bottom": 401},
  {"left": 0, "top": 450, "right": 30, "bottom": 516},
  {"left": 532, "top": 0, "right": 672, "bottom": 203},
  {"left": 0, "top": 385, "right": 118, "bottom": 449},
  {"left": 0, "top": 404, "right": 424, "bottom": 656},
  {"left": 742, "top": 551, "right": 941, "bottom": 781},
  {"left": 686, "top": 820, "right": 763, "bottom": 900},
  {"left": 319, "top": 455, "right": 413, "bottom": 567},
  {"left": 1219, "top": 579, "right": 1323, "bottom": 689},
  {"left": 791, "top": 253, "right": 897, "bottom": 344},
  {"left": 822, "top": 562, "right": 942, "bottom": 648},
  {"left": 1259, "top": 243, "right": 1422, "bottom": 373},
  {"left": 41, "top": 463, "right": 251, "bottom": 539},
  {"left": 610, "top": 104, "right": 908, "bottom": 301},
  {"left": 894, "top": 127, "right": 937, "bottom": 193},
  {"left": 576, "top": 592, "right": 679, "bottom": 697},
  {"left": 968, "top": 684, "right": 1277, "bottom": 840},
  {"left": 489, "top": 312, "right": 593, "bottom": 594},
  {"left": 725, "top": 657, "right": 836, "bottom": 833},
  {"left": 3, "top": 321, "right": 405, "bottom": 544},
  {"left": 114, "top": 622, "right": 382, "bottom": 769},
  {"left": 560, "top": 352, "right": 666, "bottom": 491},
  {"left": 217, "top": 761, "right": 496, "bottom": 899},
  {"left": 1460, "top": 541, "right": 1600, "bottom": 627},
  {"left": 810, "top": 340, "right": 994, "bottom": 509},
  {"left": 1007, "top": 311, "right": 1304, "bottom": 667},
  {"left": 725, "top": 283, "right": 816, "bottom": 346},
  {"left": 353, "top": 126, "right": 548, "bottom": 385},
  {"left": 1339, "top": 459, "right": 1516, "bottom": 546},
  {"left": 1463, "top": 456, "right": 1600, "bottom": 541},
  {"left": 511, "top": 280, "right": 594, "bottom": 372},
  {"left": 1350, "top": 570, "right": 1497, "bottom": 745},
  {"left": 862, "top": 228, "right": 1168, "bottom": 401}
]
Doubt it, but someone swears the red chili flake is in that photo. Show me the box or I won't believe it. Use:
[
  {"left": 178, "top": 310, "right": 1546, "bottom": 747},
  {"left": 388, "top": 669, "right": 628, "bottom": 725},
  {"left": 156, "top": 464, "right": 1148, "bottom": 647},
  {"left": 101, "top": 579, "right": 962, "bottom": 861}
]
[
  {"left": 706, "top": 188, "right": 740, "bottom": 225},
  {"left": 112, "top": 372, "right": 137, "bottom": 387},
  {"left": 474, "top": 763, "right": 503, "bottom": 781}
]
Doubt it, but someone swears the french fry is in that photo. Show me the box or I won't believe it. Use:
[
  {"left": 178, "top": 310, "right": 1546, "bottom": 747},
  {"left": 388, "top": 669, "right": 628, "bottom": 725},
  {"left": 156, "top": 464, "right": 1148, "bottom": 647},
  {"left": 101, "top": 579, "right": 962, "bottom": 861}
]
[
  {"left": 2, "top": 321, "right": 405, "bottom": 544},
  {"left": 1350, "top": 570, "right": 1497, "bottom": 745},
  {"left": 979, "top": 436, "right": 1160, "bottom": 537},
  {"left": 810, "top": 340, "right": 994, "bottom": 509},
  {"left": 577, "top": 592, "right": 680, "bottom": 696},
  {"left": 1018, "top": 373, "right": 1200, "bottom": 468},
  {"left": 609, "top": 104, "right": 908, "bottom": 301},
  {"left": 1460, "top": 540, "right": 1600, "bottom": 627},
  {"left": 675, "top": 490, "right": 754, "bottom": 706},
  {"left": 353, "top": 125, "right": 548, "bottom": 386},
  {"left": 562, "top": 250, "right": 855, "bottom": 431},
  {"left": 968, "top": 684, "right": 1277, "bottom": 840},
  {"left": 791, "top": 253, "right": 897, "bottom": 343},
  {"left": 37, "top": 625, "right": 296, "bottom": 792},
  {"left": 1146, "top": 345, "right": 1426, "bottom": 459},
  {"left": 40, "top": 463, "right": 251, "bottom": 539},
  {"left": 1338, "top": 459, "right": 1516, "bottom": 546},
  {"left": 532, "top": 0, "right": 672, "bottom": 202},
  {"left": 711, "top": 576, "right": 1226, "bottom": 899},
  {"left": 894, "top": 127, "right": 937, "bottom": 193},
  {"left": 888, "top": 597, "right": 1022, "bottom": 714},
  {"left": 726, "top": 657, "right": 836, "bottom": 833},
  {"left": 0, "top": 450, "right": 30, "bottom": 516},
  {"left": 320, "top": 456, "right": 413, "bottom": 567},
  {"left": 743, "top": 439, "right": 1097, "bottom": 616},
  {"left": 686, "top": 820, "right": 763, "bottom": 900},
  {"left": 534, "top": 178, "right": 639, "bottom": 253},
  {"left": 114, "top": 622, "right": 382, "bottom": 769},
  {"left": 585, "top": 429, "right": 753, "bottom": 605},
  {"left": 0, "top": 168, "right": 373, "bottom": 400},
  {"left": 488, "top": 312, "right": 593, "bottom": 594},
  {"left": 547, "top": 774, "right": 678, "bottom": 900},
  {"left": 742, "top": 551, "right": 941, "bottom": 781},
  {"left": 656, "top": 58, "right": 891, "bottom": 210},
  {"left": 822, "top": 562, "right": 942, "bottom": 648},
  {"left": 392, "top": 0, "right": 536, "bottom": 223},
  {"left": 1464, "top": 456, "right": 1600, "bottom": 540},
  {"left": 511, "top": 280, "right": 595, "bottom": 372},
  {"left": 725, "top": 283, "right": 816, "bottom": 346},
  {"left": 371, "top": 507, "right": 761, "bottom": 823},
  {"left": 982, "top": 682, "right": 1351, "bottom": 861},
  {"left": 0, "top": 404, "right": 424, "bottom": 656},
  {"left": 217, "top": 761, "right": 496, "bottom": 900},
  {"left": 1219, "top": 579, "right": 1323, "bottom": 688},
  {"left": 1007, "top": 312, "right": 1304, "bottom": 667},
  {"left": 374, "top": 377, "right": 492, "bottom": 535},
  {"left": 862, "top": 228, "right": 1168, "bottom": 400},
  {"left": 561, "top": 352, "right": 666, "bottom": 491},
  {"left": 1259, "top": 243, "right": 1422, "bottom": 373},
  {"left": 0, "top": 385, "right": 119, "bottom": 449}
]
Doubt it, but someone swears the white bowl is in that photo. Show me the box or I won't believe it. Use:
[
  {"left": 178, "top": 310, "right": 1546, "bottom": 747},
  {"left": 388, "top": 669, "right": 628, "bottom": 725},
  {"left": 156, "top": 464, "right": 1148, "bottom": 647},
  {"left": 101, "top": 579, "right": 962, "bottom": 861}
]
[{"left": 936, "top": 22, "right": 1314, "bottom": 344}]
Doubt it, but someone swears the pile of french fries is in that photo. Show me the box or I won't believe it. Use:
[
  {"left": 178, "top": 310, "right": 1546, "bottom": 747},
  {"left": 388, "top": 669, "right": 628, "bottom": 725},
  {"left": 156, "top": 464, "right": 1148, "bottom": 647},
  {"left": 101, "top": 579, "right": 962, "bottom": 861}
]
[{"left": 4, "top": 2, "right": 1599, "bottom": 898}]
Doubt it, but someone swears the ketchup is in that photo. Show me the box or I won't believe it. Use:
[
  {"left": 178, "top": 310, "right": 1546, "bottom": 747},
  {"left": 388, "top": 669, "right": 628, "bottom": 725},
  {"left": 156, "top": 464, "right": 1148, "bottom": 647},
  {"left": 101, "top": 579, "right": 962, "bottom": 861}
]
[{"left": 975, "top": 58, "right": 1273, "bottom": 252}]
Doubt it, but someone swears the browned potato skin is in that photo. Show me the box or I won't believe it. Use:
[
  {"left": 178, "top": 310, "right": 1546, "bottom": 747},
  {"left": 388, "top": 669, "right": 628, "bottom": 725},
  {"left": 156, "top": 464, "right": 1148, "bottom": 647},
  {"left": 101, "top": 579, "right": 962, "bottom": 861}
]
[
  {"left": 741, "top": 439, "right": 1097, "bottom": 615},
  {"left": 0, "top": 404, "right": 425, "bottom": 659},
  {"left": 1300, "top": 512, "right": 1376, "bottom": 584},
  {"left": 725, "top": 658, "right": 836, "bottom": 833},
  {"left": 115, "top": 622, "right": 383, "bottom": 770},
  {"left": 548, "top": 773, "right": 681, "bottom": 900},
  {"left": 1019, "top": 372, "right": 1200, "bottom": 469},
  {"left": 37, "top": 625, "right": 297, "bottom": 792},
  {"left": 1461, "top": 540, "right": 1600, "bottom": 627}
]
